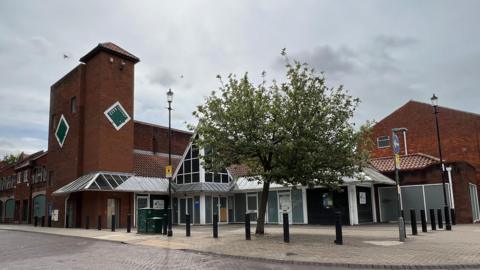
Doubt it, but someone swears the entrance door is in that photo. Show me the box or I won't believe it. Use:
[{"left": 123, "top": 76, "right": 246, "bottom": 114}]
[
  {"left": 356, "top": 186, "right": 373, "bottom": 223},
  {"left": 246, "top": 193, "right": 258, "bottom": 222},
  {"left": 22, "top": 200, "right": 28, "bottom": 223},
  {"left": 219, "top": 197, "right": 227, "bottom": 222},
  {"left": 278, "top": 191, "right": 292, "bottom": 224},
  {"left": 179, "top": 197, "right": 193, "bottom": 224},
  {"left": 107, "top": 199, "right": 120, "bottom": 228},
  {"left": 136, "top": 196, "right": 148, "bottom": 227}
]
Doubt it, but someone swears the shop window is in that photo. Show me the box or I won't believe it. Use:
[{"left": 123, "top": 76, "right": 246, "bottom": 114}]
[
  {"left": 377, "top": 136, "right": 390, "bottom": 148},
  {"left": 322, "top": 193, "right": 333, "bottom": 209}
]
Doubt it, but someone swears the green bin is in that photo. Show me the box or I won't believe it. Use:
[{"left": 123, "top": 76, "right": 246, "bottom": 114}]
[
  {"left": 147, "top": 217, "right": 163, "bottom": 234},
  {"left": 137, "top": 208, "right": 168, "bottom": 233}
]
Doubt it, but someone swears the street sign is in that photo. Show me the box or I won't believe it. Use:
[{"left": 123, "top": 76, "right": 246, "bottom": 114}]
[
  {"left": 393, "top": 134, "right": 401, "bottom": 154},
  {"left": 395, "top": 153, "right": 401, "bottom": 169},
  {"left": 165, "top": 165, "right": 173, "bottom": 178}
]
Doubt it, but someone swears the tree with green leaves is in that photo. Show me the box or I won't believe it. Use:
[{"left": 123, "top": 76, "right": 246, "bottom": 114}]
[
  {"left": 192, "top": 52, "right": 371, "bottom": 234},
  {"left": 2, "top": 153, "right": 21, "bottom": 166}
]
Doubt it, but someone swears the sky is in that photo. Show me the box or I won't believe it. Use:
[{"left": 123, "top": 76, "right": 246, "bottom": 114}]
[{"left": 0, "top": 0, "right": 479, "bottom": 156}]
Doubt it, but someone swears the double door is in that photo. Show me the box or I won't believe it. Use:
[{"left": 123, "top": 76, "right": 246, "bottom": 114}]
[
  {"left": 179, "top": 197, "right": 194, "bottom": 223},
  {"left": 212, "top": 196, "right": 228, "bottom": 223}
]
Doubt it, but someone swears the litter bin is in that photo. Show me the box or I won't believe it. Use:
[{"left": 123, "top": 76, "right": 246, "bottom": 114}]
[
  {"left": 138, "top": 208, "right": 166, "bottom": 233},
  {"left": 147, "top": 217, "right": 163, "bottom": 234}
]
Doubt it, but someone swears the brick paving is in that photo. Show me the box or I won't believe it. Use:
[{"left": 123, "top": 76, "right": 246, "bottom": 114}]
[
  {"left": 0, "top": 230, "right": 345, "bottom": 270},
  {"left": 1, "top": 223, "right": 480, "bottom": 268}
]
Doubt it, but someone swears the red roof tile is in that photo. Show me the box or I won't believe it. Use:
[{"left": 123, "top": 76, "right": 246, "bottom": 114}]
[
  {"left": 80, "top": 42, "right": 140, "bottom": 63},
  {"left": 133, "top": 153, "right": 180, "bottom": 178},
  {"left": 369, "top": 153, "right": 440, "bottom": 173},
  {"left": 227, "top": 164, "right": 253, "bottom": 178}
]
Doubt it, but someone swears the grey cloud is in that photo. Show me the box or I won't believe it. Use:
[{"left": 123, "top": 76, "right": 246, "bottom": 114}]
[{"left": 275, "top": 46, "right": 358, "bottom": 76}]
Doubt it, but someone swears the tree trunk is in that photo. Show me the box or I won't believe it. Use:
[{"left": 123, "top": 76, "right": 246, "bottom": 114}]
[{"left": 255, "top": 181, "right": 270, "bottom": 234}]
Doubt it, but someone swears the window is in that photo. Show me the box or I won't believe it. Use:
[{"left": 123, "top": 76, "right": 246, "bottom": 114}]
[
  {"left": 71, "top": 96, "right": 77, "bottom": 113},
  {"left": 377, "top": 136, "right": 390, "bottom": 148},
  {"left": 17, "top": 172, "right": 21, "bottom": 184},
  {"left": 175, "top": 143, "right": 200, "bottom": 184},
  {"left": 23, "top": 170, "right": 28, "bottom": 183}
]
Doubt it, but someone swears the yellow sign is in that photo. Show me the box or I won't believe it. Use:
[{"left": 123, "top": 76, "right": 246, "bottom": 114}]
[
  {"left": 165, "top": 165, "right": 173, "bottom": 177},
  {"left": 394, "top": 154, "right": 401, "bottom": 169}
]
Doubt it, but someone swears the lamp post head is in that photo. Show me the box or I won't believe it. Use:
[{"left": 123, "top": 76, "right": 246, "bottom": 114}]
[
  {"left": 167, "top": 88, "right": 174, "bottom": 103},
  {"left": 430, "top": 94, "right": 438, "bottom": 107}
]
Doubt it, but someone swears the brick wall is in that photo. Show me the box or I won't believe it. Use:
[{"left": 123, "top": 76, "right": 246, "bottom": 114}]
[
  {"left": 134, "top": 121, "right": 191, "bottom": 156},
  {"left": 371, "top": 101, "right": 480, "bottom": 183}
]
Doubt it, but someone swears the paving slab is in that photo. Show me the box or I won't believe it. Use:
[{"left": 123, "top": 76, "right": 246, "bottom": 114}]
[{"left": 1, "top": 223, "right": 480, "bottom": 268}]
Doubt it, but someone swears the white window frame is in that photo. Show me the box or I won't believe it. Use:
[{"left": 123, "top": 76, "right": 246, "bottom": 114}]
[{"left": 377, "top": 135, "right": 390, "bottom": 148}]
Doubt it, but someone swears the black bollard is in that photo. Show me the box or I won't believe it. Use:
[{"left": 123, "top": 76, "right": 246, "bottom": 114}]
[
  {"left": 420, "top": 210, "right": 427, "bottom": 233},
  {"left": 97, "top": 216, "right": 101, "bottom": 230},
  {"left": 65, "top": 215, "right": 69, "bottom": 228},
  {"left": 451, "top": 208, "right": 456, "bottom": 225},
  {"left": 334, "top": 211, "right": 343, "bottom": 245},
  {"left": 410, "top": 209, "right": 417, "bottom": 235},
  {"left": 245, "top": 213, "right": 251, "bottom": 240},
  {"left": 126, "top": 214, "right": 131, "bottom": 233},
  {"left": 186, "top": 214, "right": 191, "bottom": 237},
  {"left": 41, "top": 216, "right": 45, "bottom": 227},
  {"left": 437, "top": 209, "right": 443, "bottom": 229},
  {"left": 430, "top": 209, "right": 436, "bottom": 230},
  {"left": 111, "top": 215, "right": 116, "bottom": 232},
  {"left": 162, "top": 214, "right": 167, "bottom": 235},
  {"left": 85, "top": 216, "right": 90, "bottom": 230},
  {"left": 213, "top": 214, "right": 218, "bottom": 238},
  {"left": 283, "top": 212, "right": 290, "bottom": 243},
  {"left": 48, "top": 215, "right": 52, "bottom": 227},
  {"left": 34, "top": 216, "right": 38, "bottom": 227},
  {"left": 444, "top": 206, "right": 452, "bottom": 231}
]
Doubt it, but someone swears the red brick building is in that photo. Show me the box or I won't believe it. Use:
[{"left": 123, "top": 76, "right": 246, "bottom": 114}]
[
  {"left": 369, "top": 100, "right": 480, "bottom": 223},
  {"left": 0, "top": 43, "right": 191, "bottom": 228}
]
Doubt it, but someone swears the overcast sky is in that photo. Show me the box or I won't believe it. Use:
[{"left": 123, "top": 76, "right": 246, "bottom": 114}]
[{"left": 0, "top": 0, "right": 479, "bottom": 156}]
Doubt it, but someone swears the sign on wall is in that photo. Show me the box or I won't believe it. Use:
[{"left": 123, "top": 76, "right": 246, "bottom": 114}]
[
  {"left": 153, "top": 200, "right": 164, "bottom": 209},
  {"left": 55, "top": 115, "right": 69, "bottom": 148},
  {"left": 104, "top": 101, "right": 131, "bottom": 130},
  {"left": 51, "top": 209, "right": 59, "bottom": 221},
  {"left": 359, "top": 192, "right": 367, "bottom": 205}
]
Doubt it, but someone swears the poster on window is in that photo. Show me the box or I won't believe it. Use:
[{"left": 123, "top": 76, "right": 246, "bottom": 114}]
[
  {"left": 51, "top": 209, "right": 59, "bottom": 221},
  {"left": 153, "top": 200, "right": 164, "bottom": 209},
  {"left": 359, "top": 192, "right": 367, "bottom": 205}
]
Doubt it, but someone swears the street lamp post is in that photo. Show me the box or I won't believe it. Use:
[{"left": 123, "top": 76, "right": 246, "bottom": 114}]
[
  {"left": 430, "top": 94, "right": 452, "bottom": 231},
  {"left": 167, "top": 88, "right": 174, "bottom": 237},
  {"left": 392, "top": 127, "right": 407, "bottom": 241}
]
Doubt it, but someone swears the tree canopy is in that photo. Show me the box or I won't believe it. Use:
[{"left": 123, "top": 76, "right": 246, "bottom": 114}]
[{"left": 192, "top": 53, "right": 371, "bottom": 233}]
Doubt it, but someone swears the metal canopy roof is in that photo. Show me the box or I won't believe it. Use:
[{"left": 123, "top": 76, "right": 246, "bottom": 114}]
[
  {"left": 116, "top": 176, "right": 169, "bottom": 194},
  {"left": 53, "top": 172, "right": 133, "bottom": 195},
  {"left": 174, "top": 182, "right": 233, "bottom": 193}
]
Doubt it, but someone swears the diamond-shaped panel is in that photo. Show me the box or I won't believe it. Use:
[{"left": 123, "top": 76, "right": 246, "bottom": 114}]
[
  {"left": 104, "top": 101, "right": 131, "bottom": 130},
  {"left": 55, "top": 115, "right": 69, "bottom": 147}
]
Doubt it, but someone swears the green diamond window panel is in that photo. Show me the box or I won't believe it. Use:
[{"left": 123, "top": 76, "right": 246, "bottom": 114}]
[
  {"left": 104, "top": 101, "right": 131, "bottom": 130},
  {"left": 55, "top": 115, "right": 70, "bottom": 147}
]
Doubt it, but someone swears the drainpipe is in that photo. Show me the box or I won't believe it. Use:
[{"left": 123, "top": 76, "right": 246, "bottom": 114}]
[
  {"left": 446, "top": 166, "right": 455, "bottom": 209},
  {"left": 64, "top": 194, "right": 69, "bottom": 227},
  {"left": 402, "top": 130, "right": 408, "bottom": 155}
]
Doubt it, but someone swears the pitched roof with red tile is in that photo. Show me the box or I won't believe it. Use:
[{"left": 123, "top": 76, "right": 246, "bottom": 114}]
[
  {"left": 369, "top": 153, "right": 440, "bottom": 173},
  {"left": 80, "top": 42, "right": 140, "bottom": 63},
  {"left": 133, "top": 153, "right": 181, "bottom": 178},
  {"left": 227, "top": 164, "right": 252, "bottom": 178}
]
